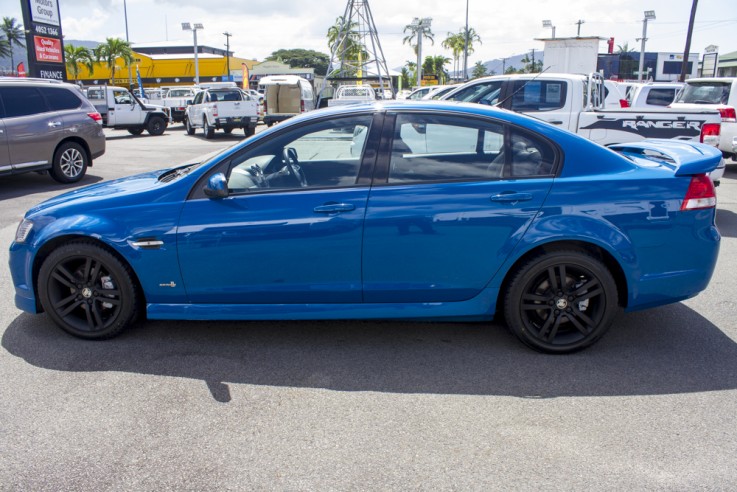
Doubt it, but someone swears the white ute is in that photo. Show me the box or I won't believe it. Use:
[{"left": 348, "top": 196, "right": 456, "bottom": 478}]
[{"left": 184, "top": 87, "right": 259, "bottom": 138}]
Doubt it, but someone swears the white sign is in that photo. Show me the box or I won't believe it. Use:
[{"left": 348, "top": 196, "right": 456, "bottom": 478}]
[{"left": 30, "top": 0, "right": 60, "bottom": 27}]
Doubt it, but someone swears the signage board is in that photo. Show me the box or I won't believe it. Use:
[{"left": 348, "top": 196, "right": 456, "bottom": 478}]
[{"left": 20, "top": 0, "right": 67, "bottom": 80}]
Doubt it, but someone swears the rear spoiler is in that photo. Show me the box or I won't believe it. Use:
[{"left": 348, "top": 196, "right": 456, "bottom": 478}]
[{"left": 609, "top": 139, "right": 722, "bottom": 176}]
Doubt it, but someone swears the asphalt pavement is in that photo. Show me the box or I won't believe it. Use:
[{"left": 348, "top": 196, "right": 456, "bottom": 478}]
[{"left": 1, "top": 124, "right": 736, "bottom": 490}]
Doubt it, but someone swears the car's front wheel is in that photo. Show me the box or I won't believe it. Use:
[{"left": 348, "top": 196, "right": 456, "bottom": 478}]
[
  {"left": 147, "top": 116, "right": 167, "bottom": 136},
  {"left": 50, "top": 142, "right": 88, "bottom": 183},
  {"left": 184, "top": 116, "right": 195, "bottom": 135},
  {"left": 38, "top": 241, "right": 140, "bottom": 340},
  {"left": 504, "top": 249, "right": 619, "bottom": 353}
]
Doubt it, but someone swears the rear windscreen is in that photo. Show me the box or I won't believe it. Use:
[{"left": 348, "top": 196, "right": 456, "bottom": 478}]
[{"left": 676, "top": 82, "right": 731, "bottom": 104}]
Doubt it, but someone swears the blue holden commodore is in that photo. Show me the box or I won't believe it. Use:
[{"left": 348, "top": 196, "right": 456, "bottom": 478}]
[{"left": 9, "top": 102, "right": 722, "bottom": 353}]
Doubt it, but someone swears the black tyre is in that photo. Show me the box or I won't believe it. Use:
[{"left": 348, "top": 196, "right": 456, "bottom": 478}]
[
  {"left": 50, "top": 141, "right": 88, "bottom": 183},
  {"left": 147, "top": 116, "right": 167, "bottom": 136},
  {"left": 223, "top": 128, "right": 233, "bottom": 134},
  {"left": 184, "top": 117, "right": 195, "bottom": 135},
  {"left": 504, "top": 250, "right": 619, "bottom": 353},
  {"left": 38, "top": 241, "right": 141, "bottom": 340},
  {"left": 127, "top": 128, "right": 144, "bottom": 135},
  {"left": 245, "top": 125, "right": 256, "bottom": 137},
  {"left": 203, "top": 118, "right": 214, "bottom": 139}
]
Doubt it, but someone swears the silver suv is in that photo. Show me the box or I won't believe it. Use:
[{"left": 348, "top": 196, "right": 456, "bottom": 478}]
[{"left": 0, "top": 78, "right": 106, "bottom": 183}]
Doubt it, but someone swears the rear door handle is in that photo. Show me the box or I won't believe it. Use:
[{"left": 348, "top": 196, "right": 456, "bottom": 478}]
[
  {"left": 48, "top": 121, "right": 62, "bottom": 128},
  {"left": 490, "top": 192, "right": 533, "bottom": 203},
  {"left": 314, "top": 203, "right": 356, "bottom": 213},
  {"left": 547, "top": 120, "right": 563, "bottom": 125}
]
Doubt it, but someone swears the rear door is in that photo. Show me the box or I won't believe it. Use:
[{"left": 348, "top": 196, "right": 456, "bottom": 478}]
[
  {"left": 505, "top": 78, "right": 573, "bottom": 130},
  {"left": 0, "top": 85, "right": 61, "bottom": 171},
  {"left": 362, "top": 112, "right": 557, "bottom": 303}
]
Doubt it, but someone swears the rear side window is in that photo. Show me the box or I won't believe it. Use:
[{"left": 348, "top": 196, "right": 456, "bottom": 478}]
[
  {"left": 645, "top": 88, "right": 677, "bottom": 106},
  {"left": 0, "top": 86, "right": 50, "bottom": 117},
  {"left": 510, "top": 80, "right": 567, "bottom": 112},
  {"left": 41, "top": 87, "right": 83, "bottom": 111},
  {"left": 677, "top": 82, "right": 731, "bottom": 104},
  {"left": 445, "top": 81, "right": 503, "bottom": 105}
]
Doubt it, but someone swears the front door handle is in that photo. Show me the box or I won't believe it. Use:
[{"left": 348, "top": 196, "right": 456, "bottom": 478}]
[
  {"left": 547, "top": 120, "right": 564, "bottom": 125},
  {"left": 313, "top": 203, "right": 355, "bottom": 213},
  {"left": 47, "top": 121, "right": 62, "bottom": 128},
  {"left": 490, "top": 192, "right": 533, "bottom": 203}
]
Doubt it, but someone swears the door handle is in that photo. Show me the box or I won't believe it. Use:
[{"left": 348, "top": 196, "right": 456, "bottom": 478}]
[
  {"left": 490, "top": 192, "right": 533, "bottom": 203},
  {"left": 313, "top": 203, "right": 355, "bottom": 213},
  {"left": 48, "top": 121, "right": 62, "bottom": 128},
  {"left": 547, "top": 120, "right": 563, "bottom": 125}
]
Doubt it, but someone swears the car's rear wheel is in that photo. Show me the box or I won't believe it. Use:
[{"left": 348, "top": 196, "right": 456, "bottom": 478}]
[
  {"left": 38, "top": 241, "right": 140, "bottom": 340},
  {"left": 127, "top": 128, "right": 144, "bottom": 135},
  {"left": 203, "top": 118, "right": 214, "bottom": 139},
  {"left": 50, "top": 142, "right": 87, "bottom": 183},
  {"left": 184, "top": 117, "right": 195, "bottom": 135},
  {"left": 245, "top": 125, "right": 255, "bottom": 137},
  {"left": 147, "top": 116, "right": 166, "bottom": 136},
  {"left": 504, "top": 250, "right": 619, "bottom": 353}
]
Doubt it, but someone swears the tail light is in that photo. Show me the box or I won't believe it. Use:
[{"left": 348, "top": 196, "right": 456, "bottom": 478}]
[
  {"left": 301, "top": 100, "right": 305, "bottom": 113},
  {"left": 87, "top": 112, "right": 102, "bottom": 124},
  {"left": 718, "top": 107, "right": 736, "bottom": 122},
  {"left": 212, "top": 104, "right": 218, "bottom": 117},
  {"left": 681, "top": 174, "right": 716, "bottom": 211},
  {"left": 700, "top": 123, "right": 720, "bottom": 147},
  {"left": 619, "top": 99, "right": 630, "bottom": 108},
  {"left": 263, "top": 99, "right": 267, "bottom": 113}
]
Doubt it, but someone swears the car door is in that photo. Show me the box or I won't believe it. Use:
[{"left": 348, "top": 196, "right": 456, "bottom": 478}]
[
  {"left": 189, "top": 91, "right": 205, "bottom": 125},
  {"left": 505, "top": 79, "right": 573, "bottom": 130},
  {"left": 176, "top": 112, "right": 380, "bottom": 304},
  {"left": 0, "top": 119, "right": 9, "bottom": 174},
  {"left": 109, "top": 88, "right": 140, "bottom": 125},
  {"left": 0, "top": 85, "right": 62, "bottom": 170},
  {"left": 362, "top": 112, "right": 557, "bottom": 303}
]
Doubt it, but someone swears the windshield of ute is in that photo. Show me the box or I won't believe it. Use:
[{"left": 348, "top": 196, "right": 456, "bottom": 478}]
[{"left": 676, "top": 82, "right": 731, "bottom": 105}]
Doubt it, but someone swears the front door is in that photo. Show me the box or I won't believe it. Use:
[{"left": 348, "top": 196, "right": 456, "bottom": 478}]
[
  {"left": 177, "top": 113, "right": 378, "bottom": 304},
  {"left": 109, "top": 88, "right": 141, "bottom": 126}
]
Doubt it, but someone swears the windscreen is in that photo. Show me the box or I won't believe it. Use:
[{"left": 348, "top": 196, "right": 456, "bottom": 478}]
[{"left": 676, "top": 82, "right": 731, "bottom": 105}]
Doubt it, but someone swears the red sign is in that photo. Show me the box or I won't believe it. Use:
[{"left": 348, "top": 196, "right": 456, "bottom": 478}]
[
  {"left": 34, "top": 36, "right": 63, "bottom": 63},
  {"left": 17, "top": 62, "right": 26, "bottom": 77}
]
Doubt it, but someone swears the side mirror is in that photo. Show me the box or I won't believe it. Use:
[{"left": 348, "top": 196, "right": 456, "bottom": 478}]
[
  {"left": 204, "top": 172, "right": 229, "bottom": 199},
  {"left": 186, "top": 99, "right": 193, "bottom": 105}
]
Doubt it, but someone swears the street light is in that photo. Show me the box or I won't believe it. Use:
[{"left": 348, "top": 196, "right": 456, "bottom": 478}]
[
  {"left": 182, "top": 22, "right": 204, "bottom": 84},
  {"left": 223, "top": 32, "right": 232, "bottom": 82},
  {"left": 408, "top": 17, "right": 432, "bottom": 88},
  {"left": 542, "top": 19, "right": 556, "bottom": 39},
  {"left": 637, "top": 10, "right": 656, "bottom": 82}
]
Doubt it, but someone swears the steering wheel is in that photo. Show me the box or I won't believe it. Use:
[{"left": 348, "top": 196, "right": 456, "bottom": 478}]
[{"left": 282, "top": 147, "right": 308, "bottom": 187}]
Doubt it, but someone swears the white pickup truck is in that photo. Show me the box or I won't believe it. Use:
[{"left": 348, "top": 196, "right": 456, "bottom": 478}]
[
  {"left": 328, "top": 85, "right": 376, "bottom": 107},
  {"left": 86, "top": 85, "right": 170, "bottom": 136},
  {"left": 184, "top": 87, "right": 258, "bottom": 138},
  {"left": 162, "top": 86, "right": 200, "bottom": 124},
  {"left": 441, "top": 73, "right": 722, "bottom": 147}
]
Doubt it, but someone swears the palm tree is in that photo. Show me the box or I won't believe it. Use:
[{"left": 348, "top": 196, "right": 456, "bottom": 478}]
[
  {"left": 94, "top": 37, "right": 133, "bottom": 83},
  {"left": 471, "top": 61, "right": 488, "bottom": 79},
  {"left": 422, "top": 55, "right": 450, "bottom": 84},
  {"left": 403, "top": 21, "right": 434, "bottom": 56},
  {"left": 442, "top": 32, "right": 464, "bottom": 80},
  {"left": 326, "top": 16, "right": 365, "bottom": 77},
  {"left": 0, "top": 17, "right": 25, "bottom": 71},
  {"left": 0, "top": 36, "right": 11, "bottom": 62},
  {"left": 65, "top": 44, "right": 95, "bottom": 81}
]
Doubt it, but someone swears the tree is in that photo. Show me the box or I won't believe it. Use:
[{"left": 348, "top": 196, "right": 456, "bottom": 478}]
[
  {"left": 0, "top": 17, "right": 25, "bottom": 70},
  {"left": 0, "top": 36, "right": 11, "bottom": 62},
  {"left": 422, "top": 55, "right": 450, "bottom": 84},
  {"left": 266, "top": 49, "right": 330, "bottom": 75},
  {"left": 442, "top": 32, "right": 464, "bottom": 80},
  {"left": 65, "top": 44, "right": 95, "bottom": 81},
  {"left": 94, "top": 37, "right": 133, "bottom": 83},
  {"left": 326, "top": 16, "right": 366, "bottom": 77},
  {"left": 471, "top": 61, "right": 488, "bottom": 79},
  {"left": 616, "top": 42, "right": 638, "bottom": 79},
  {"left": 403, "top": 21, "right": 434, "bottom": 56}
]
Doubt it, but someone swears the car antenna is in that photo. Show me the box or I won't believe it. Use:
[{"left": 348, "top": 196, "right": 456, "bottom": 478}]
[{"left": 494, "top": 66, "right": 552, "bottom": 110}]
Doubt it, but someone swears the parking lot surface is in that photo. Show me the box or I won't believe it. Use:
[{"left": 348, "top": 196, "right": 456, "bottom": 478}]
[{"left": 1, "top": 125, "right": 737, "bottom": 489}]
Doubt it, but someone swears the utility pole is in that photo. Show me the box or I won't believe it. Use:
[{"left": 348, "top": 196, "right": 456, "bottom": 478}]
[
  {"left": 637, "top": 11, "right": 656, "bottom": 82},
  {"left": 501, "top": 57, "right": 507, "bottom": 74},
  {"left": 680, "top": 0, "right": 698, "bottom": 82},
  {"left": 463, "top": 0, "right": 469, "bottom": 81},
  {"left": 531, "top": 49, "right": 536, "bottom": 72},
  {"left": 123, "top": 0, "right": 132, "bottom": 87},
  {"left": 575, "top": 19, "right": 585, "bottom": 36},
  {"left": 223, "top": 32, "right": 232, "bottom": 81}
]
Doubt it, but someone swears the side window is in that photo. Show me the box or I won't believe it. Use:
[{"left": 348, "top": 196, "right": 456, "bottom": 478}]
[
  {"left": 388, "top": 113, "right": 505, "bottom": 183},
  {"left": 645, "top": 88, "right": 676, "bottom": 106},
  {"left": 445, "top": 81, "right": 503, "bottom": 105},
  {"left": 113, "top": 89, "right": 132, "bottom": 104},
  {"left": 226, "top": 115, "right": 373, "bottom": 193},
  {"left": 388, "top": 114, "right": 557, "bottom": 184},
  {"left": 510, "top": 80, "right": 567, "bottom": 112},
  {"left": 42, "top": 87, "right": 83, "bottom": 111},
  {"left": 0, "top": 87, "right": 50, "bottom": 117},
  {"left": 193, "top": 92, "right": 204, "bottom": 104}
]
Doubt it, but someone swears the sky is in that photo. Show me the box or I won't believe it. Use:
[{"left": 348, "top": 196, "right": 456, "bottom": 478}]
[{"left": 2, "top": 0, "right": 735, "bottom": 69}]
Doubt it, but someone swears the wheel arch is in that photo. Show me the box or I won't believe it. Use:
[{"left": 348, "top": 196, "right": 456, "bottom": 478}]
[
  {"left": 32, "top": 234, "right": 146, "bottom": 314},
  {"left": 495, "top": 239, "right": 629, "bottom": 318},
  {"left": 54, "top": 137, "right": 92, "bottom": 167}
]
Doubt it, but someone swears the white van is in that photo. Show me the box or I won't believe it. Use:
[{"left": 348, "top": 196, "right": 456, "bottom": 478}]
[{"left": 259, "top": 75, "right": 315, "bottom": 126}]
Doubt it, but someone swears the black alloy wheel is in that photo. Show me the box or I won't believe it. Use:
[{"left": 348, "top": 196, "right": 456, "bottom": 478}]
[
  {"left": 38, "top": 242, "right": 140, "bottom": 339},
  {"left": 504, "top": 250, "right": 619, "bottom": 353}
]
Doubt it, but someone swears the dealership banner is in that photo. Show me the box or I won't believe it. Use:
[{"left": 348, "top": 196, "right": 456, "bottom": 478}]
[{"left": 20, "top": 0, "right": 67, "bottom": 80}]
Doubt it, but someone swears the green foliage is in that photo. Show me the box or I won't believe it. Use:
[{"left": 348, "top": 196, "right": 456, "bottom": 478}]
[
  {"left": 1, "top": 17, "right": 25, "bottom": 69},
  {"left": 471, "top": 61, "right": 488, "bottom": 79},
  {"left": 65, "top": 45, "right": 95, "bottom": 80},
  {"left": 94, "top": 37, "right": 134, "bottom": 83},
  {"left": 266, "top": 49, "right": 330, "bottom": 75}
]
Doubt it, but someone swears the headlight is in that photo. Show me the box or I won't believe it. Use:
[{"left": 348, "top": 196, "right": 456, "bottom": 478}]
[{"left": 15, "top": 219, "right": 33, "bottom": 243}]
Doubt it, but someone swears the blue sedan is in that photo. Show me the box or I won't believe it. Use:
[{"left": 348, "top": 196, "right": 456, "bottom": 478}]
[{"left": 9, "top": 102, "right": 722, "bottom": 353}]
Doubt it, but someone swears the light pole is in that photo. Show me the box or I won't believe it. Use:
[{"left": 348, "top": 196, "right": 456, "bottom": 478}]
[
  {"left": 409, "top": 17, "right": 432, "bottom": 88},
  {"left": 223, "top": 32, "right": 232, "bottom": 81},
  {"left": 637, "top": 10, "right": 656, "bottom": 82},
  {"left": 182, "top": 22, "right": 204, "bottom": 85},
  {"left": 123, "top": 0, "right": 132, "bottom": 87},
  {"left": 542, "top": 19, "right": 556, "bottom": 39},
  {"left": 462, "top": 0, "right": 469, "bottom": 81}
]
